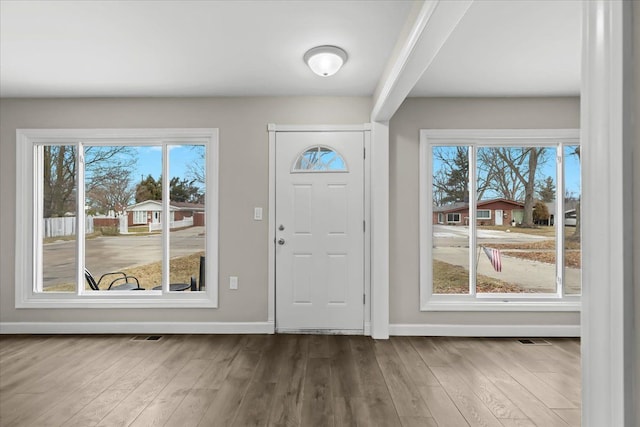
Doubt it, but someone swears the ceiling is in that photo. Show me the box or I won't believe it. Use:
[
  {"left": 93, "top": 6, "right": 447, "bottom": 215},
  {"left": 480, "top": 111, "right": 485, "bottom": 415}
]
[{"left": 0, "top": 0, "right": 581, "bottom": 99}]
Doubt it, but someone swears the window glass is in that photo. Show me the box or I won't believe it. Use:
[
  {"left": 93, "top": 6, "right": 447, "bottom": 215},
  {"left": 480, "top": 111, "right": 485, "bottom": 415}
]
[
  {"left": 432, "top": 146, "right": 470, "bottom": 294},
  {"left": 476, "top": 146, "right": 557, "bottom": 294},
  {"left": 40, "top": 145, "right": 77, "bottom": 293},
  {"left": 293, "top": 145, "right": 347, "bottom": 172},
  {"left": 169, "top": 145, "right": 206, "bottom": 292},
  {"left": 85, "top": 145, "right": 161, "bottom": 291},
  {"left": 564, "top": 145, "right": 581, "bottom": 295}
]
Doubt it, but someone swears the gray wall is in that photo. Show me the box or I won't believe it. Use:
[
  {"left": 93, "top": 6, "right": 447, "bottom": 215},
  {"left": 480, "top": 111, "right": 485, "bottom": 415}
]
[
  {"left": 0, "top": 97, "right": 371, "bottom": 323},
  {"left": 388, "top": 97, "right": 581, "bottom": 326}
]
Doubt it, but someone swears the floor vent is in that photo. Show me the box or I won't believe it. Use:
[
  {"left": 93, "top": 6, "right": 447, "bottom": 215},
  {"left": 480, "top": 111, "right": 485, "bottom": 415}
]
[
  {"left": 131, "top": 335, "right": 163, "bottom": 341},
  {"left": 517, "top": 338, "right": 551, "bottom": 345}
]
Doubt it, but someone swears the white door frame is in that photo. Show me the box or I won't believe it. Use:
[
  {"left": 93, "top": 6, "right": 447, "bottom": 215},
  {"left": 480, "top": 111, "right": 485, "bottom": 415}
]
[{"left": 267, "top": 124, "right": 372, "bottom": 335}]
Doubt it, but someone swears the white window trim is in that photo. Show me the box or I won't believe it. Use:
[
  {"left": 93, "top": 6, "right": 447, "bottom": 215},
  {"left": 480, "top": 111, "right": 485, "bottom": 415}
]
[
  {"left": 477, "top": 209, "right": 491, "bottom": 219},
  {"left": 446, "top": 213, "right": 461, "bottom": 223},
  {"left": 419, "top": 129, "right": 581, "bottom": 311},
  {"left": 133, "top": 211, "right": 146, "bottom": 225},
  {"left": 15, "top": 128, "right": 219, "bottom": 308}
]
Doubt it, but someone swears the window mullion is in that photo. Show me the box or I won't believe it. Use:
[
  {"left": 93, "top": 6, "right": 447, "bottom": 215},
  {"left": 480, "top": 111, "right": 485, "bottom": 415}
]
[
  {"left": 469, "top": 145, "right": 477, "bottom": 296},
  {"left": 162, "top": 143, "right": 170, "bottom": 293},
  {"left": 556, "top": 144, "right": 565, "bottom": 297},
  {"left": 77, "top": 142, "right": 85, "bottom": 296},
  {"left": 34, "top": 145, "right": 44, "bottom": 294}
]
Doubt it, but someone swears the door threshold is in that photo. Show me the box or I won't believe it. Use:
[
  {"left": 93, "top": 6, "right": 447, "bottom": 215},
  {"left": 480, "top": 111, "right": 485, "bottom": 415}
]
[{"left": 276, "top": 328, "right": 364, "bottom": 335}]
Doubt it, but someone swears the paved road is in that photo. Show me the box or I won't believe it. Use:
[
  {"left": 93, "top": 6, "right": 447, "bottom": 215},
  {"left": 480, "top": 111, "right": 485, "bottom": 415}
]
[{"left": 43, "top": 227, "right": 205, "bottom": 288}]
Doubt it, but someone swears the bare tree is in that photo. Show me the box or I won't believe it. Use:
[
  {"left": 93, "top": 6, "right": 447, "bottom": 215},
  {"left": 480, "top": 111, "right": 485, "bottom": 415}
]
[
  {"left": 43, "top": 145, "right": 137, "bottom": 218},
  {"left": 478, "top": 147, "right": 549, "bottom": 227},
  {"left": 86, "top": 171, "right": 135, "bottom": 215}
]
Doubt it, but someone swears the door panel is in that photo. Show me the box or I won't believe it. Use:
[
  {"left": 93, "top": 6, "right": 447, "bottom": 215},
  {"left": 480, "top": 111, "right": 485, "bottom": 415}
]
[{"left": 275, "top": 131, "right": 364, "bottom": 332}]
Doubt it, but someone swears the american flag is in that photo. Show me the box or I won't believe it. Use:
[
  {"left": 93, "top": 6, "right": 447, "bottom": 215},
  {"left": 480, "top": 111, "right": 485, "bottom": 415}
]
[{"left": 482, "top": 246, "right": 502, "bottom": 272}]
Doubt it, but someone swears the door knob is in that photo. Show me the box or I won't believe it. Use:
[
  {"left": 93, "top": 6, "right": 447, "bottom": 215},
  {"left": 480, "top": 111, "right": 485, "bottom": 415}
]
[{"left": 277, "top": 238, "right": 285, "bottom": 245}]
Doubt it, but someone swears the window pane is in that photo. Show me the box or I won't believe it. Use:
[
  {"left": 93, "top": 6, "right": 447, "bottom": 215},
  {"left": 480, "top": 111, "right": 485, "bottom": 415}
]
[
  {"left": 432, "top": 146, "right": 470, "bottom": 294},
  {"left": 41, "top": 145, "right": 77, "bottom": 292},
  {"left": 564, "top": 145, "right": 581, "bottom": 295},
  {"left": 169, "top": 145, "right": 206, "bottom": 292},
  {"left": 85, "top": 145, "right": 160, "bottom": 291},
  {"left": 476, "top": 146, "right": 557, "bottom": 294},
  {"left": 293, "top": 145, "right": 347, "bottom": 172}
]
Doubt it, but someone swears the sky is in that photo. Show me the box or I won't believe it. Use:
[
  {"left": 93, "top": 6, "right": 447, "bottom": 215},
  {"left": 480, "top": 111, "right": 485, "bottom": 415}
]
[{"left": 133, "top": 145, "right": 204, "bottom": 186}]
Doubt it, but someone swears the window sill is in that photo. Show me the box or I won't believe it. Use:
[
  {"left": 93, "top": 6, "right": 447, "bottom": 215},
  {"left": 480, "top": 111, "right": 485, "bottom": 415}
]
[
  {"left": 16, "top": 291, "right": 218, "bottom": 309},
  {"left": 420, "top": 299, "right": 581, "bottom": 312}
]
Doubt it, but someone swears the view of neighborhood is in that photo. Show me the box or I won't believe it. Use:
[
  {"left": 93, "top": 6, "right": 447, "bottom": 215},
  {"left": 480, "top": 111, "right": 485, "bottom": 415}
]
[
  {"left": 40, "top": 144, "right": 206, "bottom": 292},
  {"left": 431, "top": 144, "right": 581, "bottom": 295}
]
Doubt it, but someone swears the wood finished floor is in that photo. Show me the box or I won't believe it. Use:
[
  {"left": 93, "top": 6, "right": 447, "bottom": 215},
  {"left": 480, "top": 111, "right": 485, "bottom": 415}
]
[{"left": 0, "top": 334, "right": 581, "bottom": 427}]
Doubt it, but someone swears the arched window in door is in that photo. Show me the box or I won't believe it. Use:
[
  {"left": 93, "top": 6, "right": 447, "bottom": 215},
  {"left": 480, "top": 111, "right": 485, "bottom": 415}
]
[{"left": 292, "top": 145, "right": 347, "bottom": 172}]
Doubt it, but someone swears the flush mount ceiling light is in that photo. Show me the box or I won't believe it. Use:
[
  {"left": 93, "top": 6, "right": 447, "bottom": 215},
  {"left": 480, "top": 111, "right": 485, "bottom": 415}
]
[{"left": 304, "top": 45, "right": 348, "bottom": 77}]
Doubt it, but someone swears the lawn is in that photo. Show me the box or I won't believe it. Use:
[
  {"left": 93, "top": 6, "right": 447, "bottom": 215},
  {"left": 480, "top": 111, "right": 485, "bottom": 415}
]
[
  {"left": 433, "top": 259, "right": 537, "bottom": 294},
  {"left": 44, "top": 251, "right": 204, "bottom": 292},
  {"left": 478, "top": 225, "right": 579, "bottom": 239}
]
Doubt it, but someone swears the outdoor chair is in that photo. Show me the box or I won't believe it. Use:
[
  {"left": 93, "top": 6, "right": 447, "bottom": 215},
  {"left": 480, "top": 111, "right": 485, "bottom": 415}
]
[
  {"left": 84, "top": 269, "right": 145, "bottom": 290},
  {"left": 190, "top": 256, "right": 205, "bottom": 291}
]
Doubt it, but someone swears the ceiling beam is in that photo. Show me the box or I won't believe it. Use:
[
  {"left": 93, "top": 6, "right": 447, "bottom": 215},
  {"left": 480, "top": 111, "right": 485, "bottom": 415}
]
[{"left": 370, "top": 0, "right": 473, "bottom": 122}]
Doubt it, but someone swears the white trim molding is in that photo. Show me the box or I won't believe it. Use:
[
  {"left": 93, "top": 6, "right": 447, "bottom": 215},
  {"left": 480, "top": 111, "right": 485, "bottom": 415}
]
[
  {"left": 419, "top": 129, "right": 581, "bottom": 312},
  {"left": 0, "top": 321, "right": 274, "bottom": 335},
  {"left": 15, "top": 128, "right": 219, "bottom": 309},
  {"left": 389, "top": 323, "right": 580, "bottom": 337},
  {"left": 581, "top": 1, "right": 635, "bottom": 426}
]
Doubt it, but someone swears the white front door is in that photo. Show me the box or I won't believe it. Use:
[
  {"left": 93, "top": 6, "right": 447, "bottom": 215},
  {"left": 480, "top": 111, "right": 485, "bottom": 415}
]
[
  {"left": 495, "top": 210, "right": 503, "bottom": 226},
  {"left": 275, "top": 131, "right": 364, "bottom": 333}
]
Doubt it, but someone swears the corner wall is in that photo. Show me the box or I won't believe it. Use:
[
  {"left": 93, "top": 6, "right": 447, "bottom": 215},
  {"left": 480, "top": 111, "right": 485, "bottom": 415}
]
[{"left": 388, "top": 97, "right": 581, "bottom": 330}]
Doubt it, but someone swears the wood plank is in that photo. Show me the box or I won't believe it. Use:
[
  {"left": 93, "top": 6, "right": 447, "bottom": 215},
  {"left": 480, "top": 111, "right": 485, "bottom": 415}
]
[
  {"left": 130, "top": 358, "right": 210, "bottom": 427},
  {"left": 164, "top": 388, "right": 218, "bottom": 427},
  {"left": 349, "top": 337, "right": 401, "bottom": 427},
  {"left": 232, "top": 381, "right": 276, "bottom": 427},
  {"left": 374, "top": 339, "right": 431, "bottom": 418},
  {"left": 418, "top": 386, "right": 470, "bottom": 427},
  {"left": 430, "top": 366, "right": 504, "bottom": 427},
  {"left": 463, "top": 347, "right": 570, "bottom": 427},
  {"left": 330, "top": 335, "right": 363, "bottom": 398},
  {"left": 427, "top": 339, "right": 528, "bottom": 420},
  {"left": 553, "top": 409, "right": 581, "bottom": 427},
  {"left": 197, "top": 349, "right": 262, "bottom": 426},
  {"left": 399, "top": 416, "right": 438, "bottom": 427},
  {"left": 334, "top": 397, "right": 371, "bottom": 427},
  {"left": 268, "top": 335, "right": 308, "bottom": 427},
  {"left": 300, "top": 358, "right": 333, "bottom": 427},
  {"left": 391, "top": 337, "right": 439, "bottom": 387}
]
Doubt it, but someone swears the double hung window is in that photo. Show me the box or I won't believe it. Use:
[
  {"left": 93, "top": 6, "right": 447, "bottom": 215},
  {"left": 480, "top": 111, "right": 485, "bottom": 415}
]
[
  {"left": 419, "top": 129, "right": 581, "bottom": 311},
  {"left": 16, "top": 129, "right": 218, "bottom": 308}
]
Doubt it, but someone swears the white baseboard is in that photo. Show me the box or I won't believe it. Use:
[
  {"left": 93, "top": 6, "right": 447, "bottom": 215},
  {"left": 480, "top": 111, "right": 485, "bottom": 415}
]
[
  {"left": 389, "top": 323, "right": 580, "bottom": 337},
  {"left": 0, "top": 321, "right": 275, "bottom": 335}
]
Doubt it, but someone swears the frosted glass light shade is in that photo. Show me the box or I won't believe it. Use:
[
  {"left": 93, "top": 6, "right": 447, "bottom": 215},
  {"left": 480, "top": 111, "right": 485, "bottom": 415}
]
[{"left": 304, "top": 46, "right": 348, "bottom": 77}]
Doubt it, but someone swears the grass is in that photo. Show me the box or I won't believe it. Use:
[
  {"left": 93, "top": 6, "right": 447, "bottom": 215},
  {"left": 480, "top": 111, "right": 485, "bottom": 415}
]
[
  {"left": 44, "top": 251, "right": 204, "bottom": 292},
  {"left": 433, "top": 259, "right": 535, "bottom": 294}
]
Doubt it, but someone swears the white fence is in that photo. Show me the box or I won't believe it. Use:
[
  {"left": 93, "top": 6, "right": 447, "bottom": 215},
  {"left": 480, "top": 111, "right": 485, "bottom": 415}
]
[
  {"left": 148, "top": 216, "right": 193, "bottom": 232},
  {"left": 43, "top": 216, "right": 94, "bottom": 238}
]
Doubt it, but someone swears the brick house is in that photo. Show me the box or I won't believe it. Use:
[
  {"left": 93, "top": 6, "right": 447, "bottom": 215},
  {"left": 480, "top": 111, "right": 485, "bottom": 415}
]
[{"left": 433, "top": 198, "right": 525, "bottom": 226}]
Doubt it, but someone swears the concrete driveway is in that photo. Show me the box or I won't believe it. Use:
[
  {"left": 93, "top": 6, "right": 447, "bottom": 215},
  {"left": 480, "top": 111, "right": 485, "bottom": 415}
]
[{"left": 43, "top": 226, "right": 204, "bottom": 288}]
